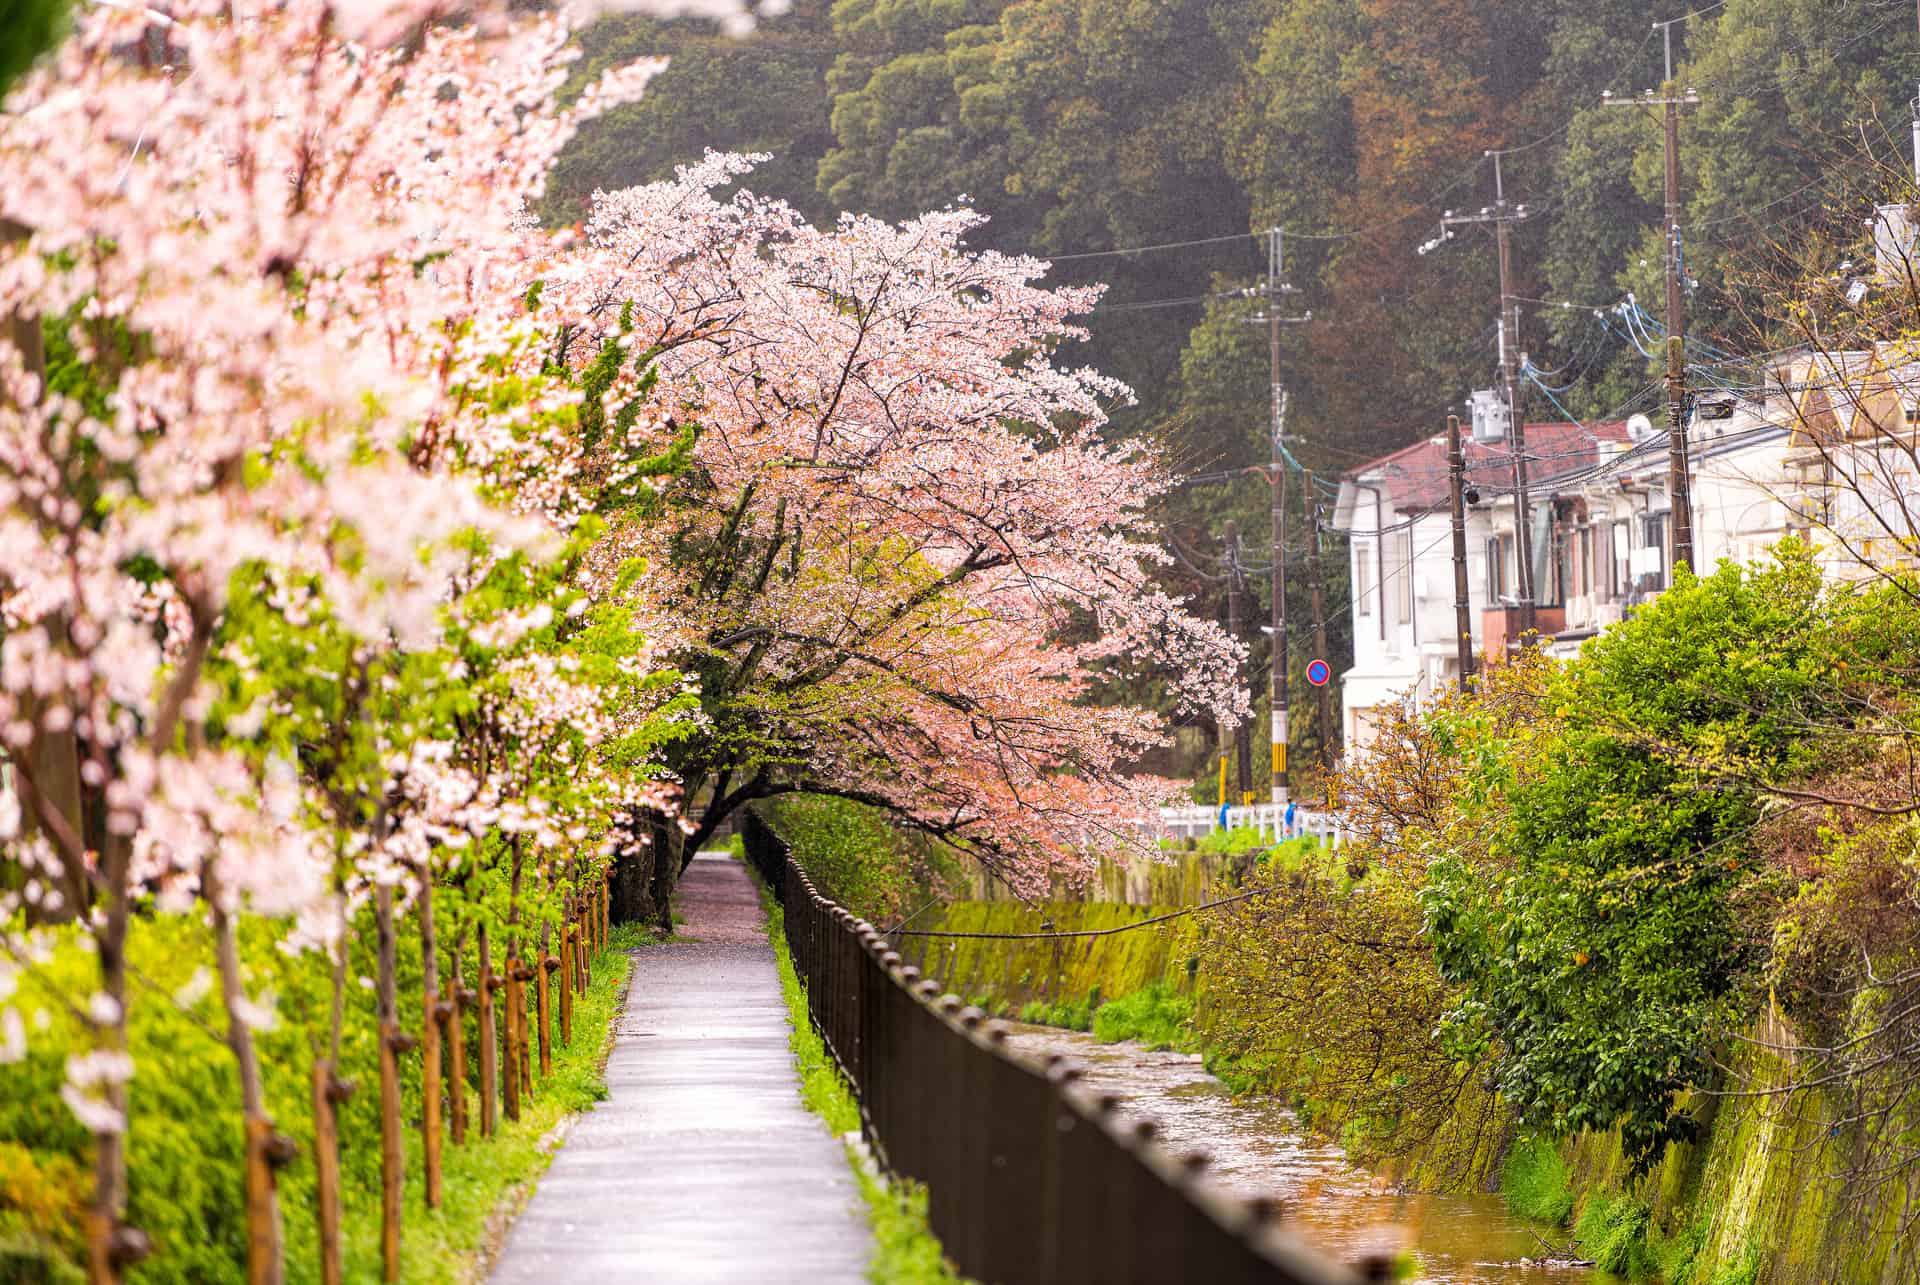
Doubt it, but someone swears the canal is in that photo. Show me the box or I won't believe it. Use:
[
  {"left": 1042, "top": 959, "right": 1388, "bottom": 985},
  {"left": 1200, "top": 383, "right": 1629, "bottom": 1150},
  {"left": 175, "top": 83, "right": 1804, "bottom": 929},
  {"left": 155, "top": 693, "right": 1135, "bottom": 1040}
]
[{"left": 1000, "top": 1023, "right": 1617, "bottom": 1284}]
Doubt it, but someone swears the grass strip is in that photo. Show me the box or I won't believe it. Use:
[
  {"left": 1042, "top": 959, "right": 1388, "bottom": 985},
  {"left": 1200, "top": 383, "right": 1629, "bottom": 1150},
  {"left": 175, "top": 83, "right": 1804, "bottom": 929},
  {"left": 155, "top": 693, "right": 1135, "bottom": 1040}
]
[
  {"left": 755, "top": 877, "right": 969, "bottom": 1285},
  {"left": 338, "top": 940, "right": 635, "bottom": 1284}
]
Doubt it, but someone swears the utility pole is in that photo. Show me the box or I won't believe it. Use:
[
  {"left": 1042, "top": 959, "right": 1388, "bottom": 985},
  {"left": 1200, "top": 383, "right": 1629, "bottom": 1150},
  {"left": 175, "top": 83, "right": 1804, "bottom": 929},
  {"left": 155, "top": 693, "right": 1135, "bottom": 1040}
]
[
  {"left": 1426, "top": 152, "right": 1537, "bottom": 641},
  {"left": 1302, "top": 469, "right": 1336, "bottom": 770},
  {"left": 1245, "top": 228, "right": 1312, "bottom": 805},
  {"left": 1446, "top": 414, "right": 1476, "bottom": 692},
  {"left": 1605, "top": 22, "right": 1700, "bottom": 576},
  {"left": 1224, "top": 520, "right": 1252, "bottom": 801}
]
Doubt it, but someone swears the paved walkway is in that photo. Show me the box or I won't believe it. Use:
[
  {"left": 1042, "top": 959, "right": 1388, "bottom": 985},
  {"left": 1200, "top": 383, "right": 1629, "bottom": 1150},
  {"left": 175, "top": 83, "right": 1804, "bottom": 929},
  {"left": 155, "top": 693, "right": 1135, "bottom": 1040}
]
[{"left": 493, "top": 853, "right": 871, "bottom": 1283}]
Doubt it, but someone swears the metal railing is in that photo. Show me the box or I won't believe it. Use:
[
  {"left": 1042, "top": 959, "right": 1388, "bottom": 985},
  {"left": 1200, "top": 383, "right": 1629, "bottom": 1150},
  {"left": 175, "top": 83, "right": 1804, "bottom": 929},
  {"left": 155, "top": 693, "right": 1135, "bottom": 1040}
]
[
  {"left": 741, "top": 811, "right": 1372, "bottom": 1285},
  {"left": 1146, "top": 804, "right": 1351, "bottom": 847}
]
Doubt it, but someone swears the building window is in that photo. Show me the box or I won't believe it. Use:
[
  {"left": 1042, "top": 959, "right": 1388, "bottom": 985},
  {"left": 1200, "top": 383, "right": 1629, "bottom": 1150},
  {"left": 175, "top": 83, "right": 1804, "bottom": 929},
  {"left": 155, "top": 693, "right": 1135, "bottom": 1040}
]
[
  {"left": 1609, "top": 521, "right": 1631, "bottom": 599},
  {"left": 1355, "top": 543, "right": 1374, "bottom": 617},
  {"left": 1643, "top": 512, "right": 1669, "bottom": 593},
  {"left": 1485, "top": 533, "right": 1513, "bottom": 602}
]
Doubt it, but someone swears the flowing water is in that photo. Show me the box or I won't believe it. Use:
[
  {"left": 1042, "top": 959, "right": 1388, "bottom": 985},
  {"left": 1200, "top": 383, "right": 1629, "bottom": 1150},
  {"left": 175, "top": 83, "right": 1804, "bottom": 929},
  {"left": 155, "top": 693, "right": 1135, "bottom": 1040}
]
[{"left": 999, "top": 1023, "right": 1618, "bottom": 1285}]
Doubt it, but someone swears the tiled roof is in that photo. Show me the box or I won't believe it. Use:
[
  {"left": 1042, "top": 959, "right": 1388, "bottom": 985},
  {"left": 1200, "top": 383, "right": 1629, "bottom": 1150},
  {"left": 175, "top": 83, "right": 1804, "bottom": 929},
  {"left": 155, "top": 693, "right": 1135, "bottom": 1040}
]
[{"left": 1349, "top": 421, "right": 1633, "bottom": 513}]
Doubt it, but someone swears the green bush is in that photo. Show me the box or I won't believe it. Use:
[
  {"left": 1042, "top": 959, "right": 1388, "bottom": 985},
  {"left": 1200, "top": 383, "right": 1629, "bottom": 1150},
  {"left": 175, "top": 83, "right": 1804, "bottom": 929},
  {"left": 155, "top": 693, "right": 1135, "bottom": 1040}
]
[
  {"left": 1575, "top": 1194, "right": 1662, "bottom": 1280},
  {"left": 1500, "top": 1137, "right": 1574, "bottom": 1226},
  {"left": 761, "top": 796, "right": 957, "bottom": 925},
  {"left": 1017, "top": 989, "right": 1100, "bottom": 1032},
  {"left": 1091, "top": 983, "right": 1195, "bottom": 1051},
  {"left": 1427, "top": 546, "right": 1871, "bottom": 1168},
  {"left": 0, "top": 908, "right": 631, "bottom": 1283}
]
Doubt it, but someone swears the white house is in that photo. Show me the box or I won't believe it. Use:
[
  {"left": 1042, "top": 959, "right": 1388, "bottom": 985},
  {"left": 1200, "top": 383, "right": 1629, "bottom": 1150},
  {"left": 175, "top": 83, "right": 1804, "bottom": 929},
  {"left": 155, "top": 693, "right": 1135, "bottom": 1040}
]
[
  {"left": 1332, "top": 351, "right": 1920, "bottom": 757},
  {"left": 1331, "top": 420, "right": 1629, "bottom": 751}
]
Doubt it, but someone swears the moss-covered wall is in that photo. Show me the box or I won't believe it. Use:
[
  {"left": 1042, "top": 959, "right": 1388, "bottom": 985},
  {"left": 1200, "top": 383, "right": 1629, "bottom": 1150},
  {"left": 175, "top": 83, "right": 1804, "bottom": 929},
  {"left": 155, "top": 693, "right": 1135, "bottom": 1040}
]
[
  {"left": 895, "top": 901, "right": 1204, "bottom": 1009},
  {"left": 953, "top": 846, "right": 1263, "bottom": 905},
  {"left": 1560, "top": 1007, "right": 1918, "bottom": 1284}
]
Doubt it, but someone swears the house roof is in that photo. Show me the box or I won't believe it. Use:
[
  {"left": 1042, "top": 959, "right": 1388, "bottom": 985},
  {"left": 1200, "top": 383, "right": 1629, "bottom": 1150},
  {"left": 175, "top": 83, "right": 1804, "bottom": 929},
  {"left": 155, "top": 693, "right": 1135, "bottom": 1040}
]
[{"left": 1346, "top": 421, "right": 1633, "bottom": 514}]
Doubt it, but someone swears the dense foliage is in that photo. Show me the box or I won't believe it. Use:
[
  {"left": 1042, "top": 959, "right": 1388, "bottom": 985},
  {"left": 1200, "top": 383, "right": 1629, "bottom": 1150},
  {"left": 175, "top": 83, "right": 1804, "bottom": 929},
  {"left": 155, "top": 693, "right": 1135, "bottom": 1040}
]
[
  {"left": 551, "top": 0, "right": 1920, "bottom": 774},
  {"left": 1204, "top": 541, "right": 1920, "bottom": 1184}
]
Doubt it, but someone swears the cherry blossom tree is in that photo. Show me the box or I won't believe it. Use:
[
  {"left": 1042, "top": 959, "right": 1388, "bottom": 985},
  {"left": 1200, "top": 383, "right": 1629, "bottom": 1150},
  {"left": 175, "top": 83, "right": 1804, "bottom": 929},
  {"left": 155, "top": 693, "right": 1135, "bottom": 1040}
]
[
  {"left": 527, "top": 157, "right": 1247, "bottom": 912},
  {"left": 0, "top": 3, "right": 669, "bottom": 1278}
]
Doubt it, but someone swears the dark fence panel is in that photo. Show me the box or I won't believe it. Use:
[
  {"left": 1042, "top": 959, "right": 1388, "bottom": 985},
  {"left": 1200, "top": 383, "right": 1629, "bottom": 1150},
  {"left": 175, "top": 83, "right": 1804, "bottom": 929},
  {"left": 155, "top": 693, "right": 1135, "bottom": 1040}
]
[{"left": 740, "top": 811, "right": 1374, "bottom": 1285}]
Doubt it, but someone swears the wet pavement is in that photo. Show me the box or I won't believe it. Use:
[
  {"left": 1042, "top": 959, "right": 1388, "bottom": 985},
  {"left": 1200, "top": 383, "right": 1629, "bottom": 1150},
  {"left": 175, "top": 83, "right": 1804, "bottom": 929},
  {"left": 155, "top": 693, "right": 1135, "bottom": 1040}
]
[
  {"left": 491, "top": 853, "right": 870, "bottom": 1284},
  {"left": 1000, "top": 1023, "right": 1615, "bottom": 1285}
]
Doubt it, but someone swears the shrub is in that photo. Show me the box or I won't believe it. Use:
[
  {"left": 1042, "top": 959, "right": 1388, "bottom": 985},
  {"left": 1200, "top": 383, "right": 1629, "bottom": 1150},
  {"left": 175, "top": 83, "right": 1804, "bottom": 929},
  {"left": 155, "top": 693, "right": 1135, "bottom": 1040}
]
[
  {"left": 1575, "top": 1194, "right": 1662, "bottom": 1280},
  {"left": 1500, "top": 1137, "right": 1574, "bottom": 1226},
  {"left": 762, "top": 796, "right": 957, "bottom": 925},
  {"left": 1018, "top": 990, "right": 1099, "bottom": 1032},
  {"left": 1091, "top": 983, "right": 1194, "bottom": 1051}
]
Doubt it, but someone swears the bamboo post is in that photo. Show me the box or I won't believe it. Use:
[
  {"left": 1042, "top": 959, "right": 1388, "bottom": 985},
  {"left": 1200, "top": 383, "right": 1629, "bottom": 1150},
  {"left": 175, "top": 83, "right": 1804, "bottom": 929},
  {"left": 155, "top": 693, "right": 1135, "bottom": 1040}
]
[
  {"left": 446, "top": 925, "right": 468, "bottom": 1146},
  {"left": 537, "top": 921, "right": 554, "bottom": 1077},
  {"left": 477, "top": 921, "right": 498, "bottom": 1139},
  {"left": 419, "top": 879, "right": 443, "bottom": 1210}
]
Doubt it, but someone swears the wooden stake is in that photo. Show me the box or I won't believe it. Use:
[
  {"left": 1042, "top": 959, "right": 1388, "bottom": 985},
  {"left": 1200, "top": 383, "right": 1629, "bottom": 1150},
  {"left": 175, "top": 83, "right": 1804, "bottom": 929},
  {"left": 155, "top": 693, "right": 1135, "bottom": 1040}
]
[
  {"left": 577, "top": 905, "right": 591, "bottom": 992},
  {"left": 311, "top": 1063, "right": 344, "bottom": 1285},
  {"left": 514, "top": 960, "right": 534, "bottom": 1099},
  {"left": 446, "top": 925, "right": 467, "bottom": 1146},
  {"left": 477, "top": 922, "right": 498, "bottom": 1139}
]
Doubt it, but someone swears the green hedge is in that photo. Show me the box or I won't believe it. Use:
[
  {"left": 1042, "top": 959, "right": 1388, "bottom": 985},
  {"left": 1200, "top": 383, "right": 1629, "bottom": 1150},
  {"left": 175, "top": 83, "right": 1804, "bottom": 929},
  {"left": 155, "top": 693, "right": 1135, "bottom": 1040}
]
[{"left": 0, "top": 910, "right": 632, "bottom": 1282}]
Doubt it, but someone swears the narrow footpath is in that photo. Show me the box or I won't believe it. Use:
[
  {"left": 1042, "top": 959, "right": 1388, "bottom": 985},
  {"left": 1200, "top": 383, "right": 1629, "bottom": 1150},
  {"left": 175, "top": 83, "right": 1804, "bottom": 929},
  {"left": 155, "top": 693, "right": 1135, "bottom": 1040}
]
[{"left": 492, "top": 852, "right": 871, "bottom": 1283}]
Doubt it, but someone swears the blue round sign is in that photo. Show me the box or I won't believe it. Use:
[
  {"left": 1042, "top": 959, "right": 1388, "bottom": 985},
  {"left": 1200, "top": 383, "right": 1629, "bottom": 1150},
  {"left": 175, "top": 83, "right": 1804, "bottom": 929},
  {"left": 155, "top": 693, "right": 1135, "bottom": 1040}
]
[{"left": 1306, "top": 659, "right": 1331, "bottom": 687}]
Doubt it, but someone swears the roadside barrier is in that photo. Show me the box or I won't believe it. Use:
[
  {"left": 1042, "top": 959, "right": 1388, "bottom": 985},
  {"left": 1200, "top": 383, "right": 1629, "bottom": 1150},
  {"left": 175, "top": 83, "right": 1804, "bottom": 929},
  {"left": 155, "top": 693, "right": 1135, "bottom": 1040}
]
[{"left": 741, "top": 811, "right": 1377, "bottom": 1285}]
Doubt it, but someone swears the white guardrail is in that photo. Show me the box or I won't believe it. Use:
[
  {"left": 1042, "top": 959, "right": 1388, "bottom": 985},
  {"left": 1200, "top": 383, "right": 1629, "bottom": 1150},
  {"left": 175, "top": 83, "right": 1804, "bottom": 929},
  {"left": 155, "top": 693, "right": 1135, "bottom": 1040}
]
[{"left": 1145, "top": 803, "right": 1351, "bottom": 848}]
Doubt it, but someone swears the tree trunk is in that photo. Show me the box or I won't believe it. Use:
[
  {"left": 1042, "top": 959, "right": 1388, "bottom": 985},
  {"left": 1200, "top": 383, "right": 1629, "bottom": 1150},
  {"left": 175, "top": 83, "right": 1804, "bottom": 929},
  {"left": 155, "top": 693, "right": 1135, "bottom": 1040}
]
[
  {"left": 312, "top": 897, "right": 351, "bottom": 1285},
  {"left": 477, "top": 922, "right": 498, "bottom": 1138},
  {"left": 85, "top": 892, "right": 137, "bottom": 1285},
  {"left": 374, "top": 886, "right": 409, "bottom": 1283},
  {"left": 311, "top": 1064, "right": 343, "bottom": 1285},
  {"left": 503, "top": 844, "right": 525, "bottom": 1123},
  {"left": 419, "top": 878, "right": 443, "bottom": 1210},
  {"left": 537, "top": 921, "right": 553, "bottom": 1077},
  {"left": 559, "top": 908, "right": 574, "bottom": 1047},
  {"left": 208, "top": 865, "right": 285, "bottom": 1285},
  {"left": 646, "top": 817, "right": 679, "bottom": 940},
  {"left": 609, "top": 818, "right": 657, "bottom": 925},
  {"left": 446, "top": 924, "right": 467, "bottom": 1146},
  {"left": 502, "top": 958, "right": 521, "bottom": 1123}
]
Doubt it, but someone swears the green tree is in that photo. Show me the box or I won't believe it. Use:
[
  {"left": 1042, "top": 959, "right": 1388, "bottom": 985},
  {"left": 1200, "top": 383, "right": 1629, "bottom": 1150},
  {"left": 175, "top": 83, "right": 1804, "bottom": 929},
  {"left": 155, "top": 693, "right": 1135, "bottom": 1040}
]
[
  {"left": 1427, "top": 546, "right": 1853, "bottom": 1167},
  {"left": 0, "top": 0, "right": 65, "bottom": 96}
]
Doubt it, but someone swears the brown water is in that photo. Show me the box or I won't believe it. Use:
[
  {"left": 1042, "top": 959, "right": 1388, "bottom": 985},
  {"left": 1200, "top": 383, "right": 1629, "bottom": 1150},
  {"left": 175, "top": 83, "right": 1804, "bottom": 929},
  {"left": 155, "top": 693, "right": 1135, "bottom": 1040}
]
[{"left": 999, "top": 1023, "right": 1615, "bottom": 1285}]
